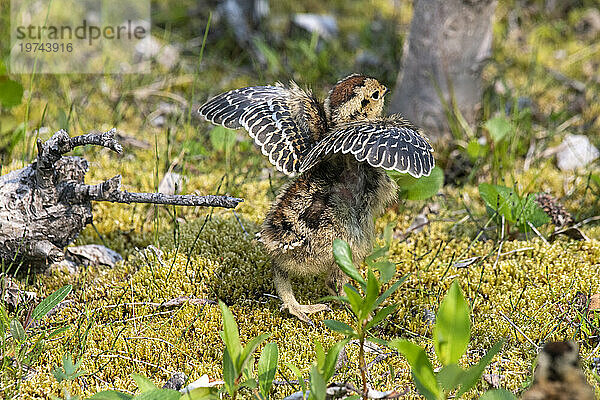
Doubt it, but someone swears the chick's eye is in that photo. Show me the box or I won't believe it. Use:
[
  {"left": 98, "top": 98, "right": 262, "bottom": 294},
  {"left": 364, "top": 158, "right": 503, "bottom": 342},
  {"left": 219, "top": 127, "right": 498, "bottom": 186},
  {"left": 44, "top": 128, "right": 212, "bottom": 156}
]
[{"left": 372, "top": 91, "right": 379, "bottom": 99}]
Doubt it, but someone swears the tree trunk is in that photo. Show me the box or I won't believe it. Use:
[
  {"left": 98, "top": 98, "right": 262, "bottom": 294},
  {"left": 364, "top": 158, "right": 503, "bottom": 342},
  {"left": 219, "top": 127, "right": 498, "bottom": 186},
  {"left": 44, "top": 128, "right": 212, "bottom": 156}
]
[{"left": 390, "top": 0, "right": 498, "bottom": 141}]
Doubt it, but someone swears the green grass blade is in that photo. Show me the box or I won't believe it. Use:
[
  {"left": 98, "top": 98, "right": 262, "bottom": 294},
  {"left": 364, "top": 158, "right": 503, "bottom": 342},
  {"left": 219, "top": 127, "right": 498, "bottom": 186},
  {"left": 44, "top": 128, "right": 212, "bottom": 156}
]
[{"left": 32, "top": 284, "right": 72, "bottom": 320}]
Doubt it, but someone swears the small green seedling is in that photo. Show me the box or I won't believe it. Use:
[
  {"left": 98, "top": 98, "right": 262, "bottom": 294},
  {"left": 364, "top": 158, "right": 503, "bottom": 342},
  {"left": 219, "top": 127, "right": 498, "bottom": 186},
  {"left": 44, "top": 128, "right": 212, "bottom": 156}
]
[
  {"left": 322, "top": 239, "right": 407, "bottom": 399},
  {"left": 1, "top": 284, "right": 72, "bottom": 398},
  {"left": 52, "top": 353, "right": 85, "bottom": 383},
  {"left": 284, "top": 341, "right": 348, "bottom": 400},
  {"left": 479, "top": 183, "right": 550, "bottom": 235},
  {"left": 388, "top": 281, "right": 515, "bottom": 400},
  {"left": 88, "top": 302, "right": 276, "bottom": 400},
  {"left": 219, "top": 301, "right": 278, "bottom": 400},
  {"left": 89, "top": 372, "right": 219, "bottom": 400},
  {"left": 90, "top": 373, "right": 184, "bottom": 400},
  {"left": 306, "top": 341, "right": 349, "bottom": 400}
]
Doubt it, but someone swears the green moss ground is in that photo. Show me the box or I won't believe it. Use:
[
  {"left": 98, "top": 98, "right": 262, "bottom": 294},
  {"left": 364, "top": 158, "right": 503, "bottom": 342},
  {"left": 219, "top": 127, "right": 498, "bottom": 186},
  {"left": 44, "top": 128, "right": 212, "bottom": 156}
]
[
  {"left": 11, "top": 163, "right": 600, "bottom": 399},
  {"left": 1, "top": 0, "right": 600, "bottom": 398}
]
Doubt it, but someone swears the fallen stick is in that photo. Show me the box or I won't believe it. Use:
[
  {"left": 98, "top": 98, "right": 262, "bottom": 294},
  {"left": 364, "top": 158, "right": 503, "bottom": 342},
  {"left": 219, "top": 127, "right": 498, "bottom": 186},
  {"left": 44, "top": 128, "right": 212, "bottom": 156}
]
[{"left": 0, "top": 128, "right": 243, "bottom": 266}]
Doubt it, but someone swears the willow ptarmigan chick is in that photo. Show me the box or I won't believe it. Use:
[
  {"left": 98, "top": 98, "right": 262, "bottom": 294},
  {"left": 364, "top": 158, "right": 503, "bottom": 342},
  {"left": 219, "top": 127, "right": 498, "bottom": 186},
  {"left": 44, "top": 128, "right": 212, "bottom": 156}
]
[
  {"left": 522, "top": 342, "right": 595, "bottom": 400},
  {"left": 199, "top": 74, "right": 434, "bottom": 323}
]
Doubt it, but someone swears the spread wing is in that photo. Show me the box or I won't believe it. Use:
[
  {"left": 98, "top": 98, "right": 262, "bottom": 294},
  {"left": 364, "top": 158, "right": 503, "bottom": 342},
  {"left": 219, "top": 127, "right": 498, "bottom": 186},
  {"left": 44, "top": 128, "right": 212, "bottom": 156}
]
[
  {"left": 299, "top": 115, "right": 434, "bottom": 178},
  {"left": 198, "top": 83, "right": 327, "bottom": 176}
]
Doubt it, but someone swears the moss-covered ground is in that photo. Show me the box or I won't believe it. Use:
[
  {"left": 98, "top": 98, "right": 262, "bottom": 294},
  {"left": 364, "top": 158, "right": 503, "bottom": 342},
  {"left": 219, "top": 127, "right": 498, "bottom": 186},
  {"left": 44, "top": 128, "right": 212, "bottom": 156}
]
[{"left": 1, "top": 0, "right": 599, "bottom": 398}]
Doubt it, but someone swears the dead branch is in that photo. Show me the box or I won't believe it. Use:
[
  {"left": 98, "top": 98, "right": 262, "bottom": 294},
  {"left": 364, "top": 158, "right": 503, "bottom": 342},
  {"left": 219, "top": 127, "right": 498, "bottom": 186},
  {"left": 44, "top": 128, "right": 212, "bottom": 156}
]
[{"left": 0, "top": 128, "right": 243, "bottom": 267}]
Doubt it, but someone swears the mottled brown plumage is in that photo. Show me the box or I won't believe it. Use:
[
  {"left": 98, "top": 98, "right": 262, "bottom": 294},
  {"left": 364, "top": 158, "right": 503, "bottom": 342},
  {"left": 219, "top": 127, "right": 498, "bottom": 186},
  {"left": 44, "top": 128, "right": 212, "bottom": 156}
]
[
  {"left": 522, "top": 342, "right": 595, "bottom": 400},
  {"left": 199, "top": 74, "right": 434, "bottom": 323}
]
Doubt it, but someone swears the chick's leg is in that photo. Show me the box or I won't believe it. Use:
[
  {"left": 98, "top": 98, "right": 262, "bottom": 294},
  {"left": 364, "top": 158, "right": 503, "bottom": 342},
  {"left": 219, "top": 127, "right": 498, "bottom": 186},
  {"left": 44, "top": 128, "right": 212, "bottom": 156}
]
[
  {"left": 273, "top": 264, "right": 329, "bottom": 325},
  {"left": 327, "top": 266, "right": 350, "bottom": 297}
]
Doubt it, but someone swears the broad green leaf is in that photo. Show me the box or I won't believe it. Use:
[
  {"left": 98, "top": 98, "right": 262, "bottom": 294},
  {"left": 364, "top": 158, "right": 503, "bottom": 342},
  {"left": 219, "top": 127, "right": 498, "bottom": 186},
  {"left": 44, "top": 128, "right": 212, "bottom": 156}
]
[
  {"left": 484, "top": 116, "right": 512, "bottom": 143},
  {"left": 243, "top": 353, "right": 255, "bottom": 381},
  {"left": 479, "top": 389, "right": 517, "bottom": 400},
  {"left": 132, "top": 389, "right": 180, "bottom": 400},
  {"left": 515, "top": 194, "right": 550, "bottom": 231},
  {"left": 32, "top": 285, "right": 72, "bottom": 320},
  {"left": 209, "top": 126, "right": 236, "bottom": 152},
  {"left": 309, "top": 365, "right": 326, "bottom": 400},
  {"left": 478, "top": 184, "right": 517, "bottom": 224},
  {"left": 365, "top": 304, "right": 398, "bottom": 331},
  {"left": 364, "top": 245, "right": 389, "bottom": 264},
  {"left": 436, "top": 364, "right": 464, "bottom": 391},
  {"left": 322, "top": 340, "right": 348, "bottom": 382},
  {"left": 383, "top": 222, "right": 394, "bottom": 246},
  {"left": 10, "top": 319, "right": 25, "bottom": 342},
  {"left": 375, "top": 275, "right": 408, "bottom": 308},
  {"left": 239, "top": 378, "right": 258, "bottom": 390},
  {"left": 222, "top": 347, "right": 236, "bottom": 397},
  {"left": 390, "top": 166, "right": 444, "bottom": 201},
  {"left": 182, "top": 387, "right": 219, "bottom": 400},
  {"left": 239, "top": 333, "right": 270, "bottom": 371},
  {"left": 218, "top": 301, "right": 241, "bottom": 364},
  {"left": 314, "top": 341, "right": 325, "bottom": 370},
  {"left": 434, "top": 281, "right": 470, "bottom": 366},
  {"left": 371, "top": 260, "right": 395, "bottom": 284},
  {"left": 479, "top": 184, "right": 550, "bottom": 232},
  {"left": 89, "top": 391, "right": 133, "bottom": 399},
  {"left": 333, "top": 239, "right": 365, "bottom": 288},
  {"left": 388, "top": 339, "right": 441, "bottom": 400},
  {"left": 323, "top": 320, "right": 356, "bottom": 337},
  {"left": 52, "top": 365, "right": 68, "bottom": 383},
  {"left": 362, "top": 269, "right": 380, "bottom": 319},
  {"left": 456, "top": 341, "right": 504, "bottom": 397},
  {"left": 63, "top": 354, "right": 77, "bottom": 375},
  {"left": 387, "top": 170, "right": 418, "bottom": 187},
  {"left": 258, "top": 342, "right": 278, "bottom": 399},
  {"left": 0, "top": 78, "right": 24, "bottom": 108},
  {"left": 53, "top": 353, "right": 85, "bottom": 382},
  {"left": 285, "top": 362, "right": 306, "bottom": 396},
  {"left": 343, "top": 285, "right": 364, "bottom": 318},
  {"left": 131, "top": 373, "right": 157, "bottom": 393}
]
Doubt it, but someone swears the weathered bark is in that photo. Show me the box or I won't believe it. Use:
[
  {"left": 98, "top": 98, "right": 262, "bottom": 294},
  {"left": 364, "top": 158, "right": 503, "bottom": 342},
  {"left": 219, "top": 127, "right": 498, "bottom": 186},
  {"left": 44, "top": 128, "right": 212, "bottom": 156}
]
[
  {"left": 390, "top": 0, "right": 498, "bottom": 141},
  {"left": 0, "top": 129, "right": 243, "bottom": 267}
]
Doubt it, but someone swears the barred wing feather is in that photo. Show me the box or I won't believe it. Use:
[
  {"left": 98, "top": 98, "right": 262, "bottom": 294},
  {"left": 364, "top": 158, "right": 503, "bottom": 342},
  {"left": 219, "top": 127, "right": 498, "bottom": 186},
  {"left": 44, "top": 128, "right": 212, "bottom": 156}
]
[
  {"left": 299, "top": 116, "right": 434, "bottom": 178},
  {"left": 198, "top": 85, "right": 323, "bottom": 176}
]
